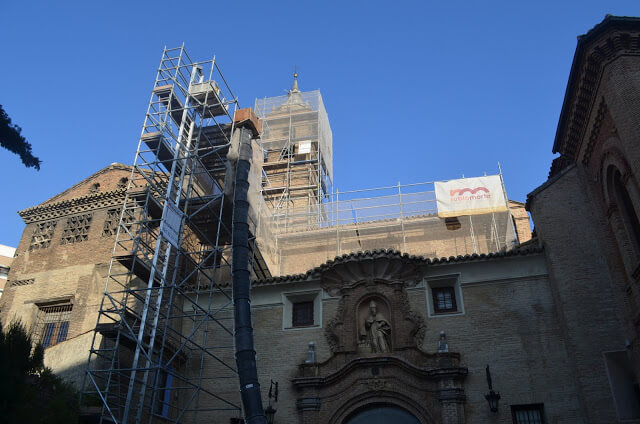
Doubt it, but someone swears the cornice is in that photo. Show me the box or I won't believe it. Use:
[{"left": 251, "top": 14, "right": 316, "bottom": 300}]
[
  {"left": 552, "top": 16, "right": 640, "bottom": 172},
  {"left": 292, "top": 355, "right": 467, "bottom": 389},
  {"left": 18, "top": 189, "right": 126, "bottom": 223},
  {"left": 254, "top": 246, "right": 544, "bottom": 286}
]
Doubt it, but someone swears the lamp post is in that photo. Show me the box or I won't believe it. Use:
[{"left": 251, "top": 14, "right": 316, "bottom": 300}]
[
  {"left": 484, "top": 365, "right": 501, "bottom": 413},
  {"left": 264, "top": 405, "right": 276, "bottom": 424},
  {"left": 265, "top": 380, "right": 278, "bottom": 424}
]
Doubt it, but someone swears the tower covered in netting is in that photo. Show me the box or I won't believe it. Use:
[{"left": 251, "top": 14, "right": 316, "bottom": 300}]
[{"left": 254, "top": 74, "right": 333, "bottom": 229}]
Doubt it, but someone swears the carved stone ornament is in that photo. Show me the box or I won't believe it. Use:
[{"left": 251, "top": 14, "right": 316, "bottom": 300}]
[{"left": 295, "top": 251, "right": 468, "bottom": 424}]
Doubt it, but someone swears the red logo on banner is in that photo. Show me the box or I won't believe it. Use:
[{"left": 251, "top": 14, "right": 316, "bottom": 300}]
[{"left": 449, "top": 187, "right": 490, "bottom": 197}]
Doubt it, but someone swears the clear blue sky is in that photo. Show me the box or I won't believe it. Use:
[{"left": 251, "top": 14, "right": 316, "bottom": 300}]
[{"left": 1, "top": 1, "right": 639, "bottom": 247}]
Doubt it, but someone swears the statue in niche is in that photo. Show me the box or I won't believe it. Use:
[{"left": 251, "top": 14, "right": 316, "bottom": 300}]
[{"left": 360, "top": 300, "right": 391, "bottom": 353}]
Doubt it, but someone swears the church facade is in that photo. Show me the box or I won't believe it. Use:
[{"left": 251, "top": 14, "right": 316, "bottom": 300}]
[{"left": 1, "top": 15, "right": 640, "bottom": 424}]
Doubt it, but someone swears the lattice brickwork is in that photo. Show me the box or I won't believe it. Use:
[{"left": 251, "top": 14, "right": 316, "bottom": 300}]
[
  {"left": 102, "top": 208, "right": 135, "bottom": 237},
  {"left": 30, "top": 221, "right": 57, "bottom": 250},
  {"left": 61, "top": 213, "right": 93, "bottom": 244}
]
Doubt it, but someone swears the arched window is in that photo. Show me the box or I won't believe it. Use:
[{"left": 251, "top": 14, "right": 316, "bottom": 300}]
[
  {"left": 344, "top": 404, "right": 420, "bottom": 424},
  {"left": 89, "top": 182, "right": 100, "bottom": 193},
  {"left": 608, "top": 166, "right": 640, "bottom": 256}
]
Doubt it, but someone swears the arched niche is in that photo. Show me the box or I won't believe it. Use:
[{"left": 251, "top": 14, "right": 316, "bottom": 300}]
[{"left": 356, "top": 295, "right": 393, "bottom": 354}]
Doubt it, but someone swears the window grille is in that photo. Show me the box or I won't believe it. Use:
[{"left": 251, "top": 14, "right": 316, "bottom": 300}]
[
  {"left": 292, "top": 301, "right": 314, "bottom": 327},
  {"left": 512, "top": 404, "right": 545, "bottom": 424},
  {"left": 33, "top": 303, "right": 72, "bottom": 348},
  {"left": 30, "top": 221, "right": 57, "bottom": 250},
  {"left": 61, "top": 213, "right": 93, "bottom": 244},
  {"left": 102, "top": 208, "right": 134, "bottom": 237},
  {"left": 432, "top": 286, "right": 457, "bottom": 313},
  {"left": 12, "top": 278, "right": 34, "bottom": 287}
]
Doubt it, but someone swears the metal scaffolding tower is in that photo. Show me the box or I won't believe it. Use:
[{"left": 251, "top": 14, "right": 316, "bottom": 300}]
[{"left": 83, "top": 46, "right": 250, "bottom": 423}]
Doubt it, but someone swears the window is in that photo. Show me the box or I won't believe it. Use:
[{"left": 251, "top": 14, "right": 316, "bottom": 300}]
[
  {"left": 117, "top": 177, "right": 128, "bottom": 190},
  {"left": 154, "top": 367, "right": 173, "bottom": 418},
  {"left": 610, "top": 167, "right": 640, "bottom": 255},
  {"left": 511, "top": 404, "right": 545, "bottom": 424},
  {"left": 89, "top": 182, "right": 100, "bottom": 193},
  {"left": 444, "top": 217, "right": 461, "bottom": 231},
  {"left": 61, "top": 213, "right": 93, "bottom": 244},
  {"left": 33, "top": 303, "right": 72, "bottom": 348},
  {"left": 30, "top": 221, "right": 57, "bottom": 250},
  {"left": 433, "top": 286, "right": 457, "bottom": 313},
  {"left": 292, "top": 301, "right": 314, "bottom": 327},
  {"left": 283, "top": 291, "right": 321, "bottom": 330},
  {"left": 426, "top": 276, "right": 463, "bottom": 317},
  {"left": 281, "top": 146, "right": 294, "bottom": 160}
]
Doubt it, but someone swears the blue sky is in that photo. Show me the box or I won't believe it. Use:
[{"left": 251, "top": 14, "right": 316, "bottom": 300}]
[{"left": 1, "top": 1, "right": 640, "bottom": 247}]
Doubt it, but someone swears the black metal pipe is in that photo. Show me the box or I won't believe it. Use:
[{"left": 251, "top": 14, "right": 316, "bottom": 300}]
[{"left": 231, "top": 126, "right": 266, "bottom": 424}]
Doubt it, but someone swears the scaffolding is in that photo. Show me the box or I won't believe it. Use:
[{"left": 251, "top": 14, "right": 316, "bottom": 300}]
[
  {"left": 257, "top": 178, "right": 518, "bottom": 276},
  {"left": 80, "top": 46, "right": 522, "bottom": 422},
  {"left": 83, "top": 46, "right": 253, "bottom": 423},
  {"left": 254, "top": 81, "right": 333, "bottom": 227}
]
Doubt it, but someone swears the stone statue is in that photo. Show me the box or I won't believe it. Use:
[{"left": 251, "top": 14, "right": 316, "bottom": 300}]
[{"left": 361, "top": 300, "right": 391, "bottom": 353}]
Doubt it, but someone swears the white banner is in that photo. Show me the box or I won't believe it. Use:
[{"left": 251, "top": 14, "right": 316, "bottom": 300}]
[{"left": 435, "top": 175, "right": 507, "bottom": 217}]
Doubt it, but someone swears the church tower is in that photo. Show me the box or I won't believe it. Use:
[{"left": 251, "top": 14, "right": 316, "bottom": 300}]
[{"left": 254, "top": 73, "right": 333, "bottom": 228}]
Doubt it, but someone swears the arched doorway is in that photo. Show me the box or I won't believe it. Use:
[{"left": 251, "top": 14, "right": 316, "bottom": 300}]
[{"left": 344, "top": 403, "right": 421, "bottom": 424}]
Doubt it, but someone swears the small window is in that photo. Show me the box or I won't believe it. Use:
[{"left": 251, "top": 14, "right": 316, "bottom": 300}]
[
  {"left": 283, "top": 291, "right": 321, "bottom": 330},
  {"left": 117, "top": 177, "right": 128, "bottom": 190},
  {"left": 89, "top": 183, "right": 100, "bottom": 193},
  {"left": 511, "top": 404, "right": 545, "bottom": 424},
  {"left": 426, "top": 276, "right": 463, "bottom": 317},
  {"left": 281, "top": 146, "right": 294, "bottom": 160},
  {"left": 432, "top": 286, "right": 457, "bottom": 313},
  {"left": 154, "top": 367, "right": 173, "bottom": 418},
  {"left": 444, "top": 217, "right": 461, "bottom": 231},
  {"left": 33, "top": 303, "right": 72, "bottom": 348},
  {"left": 292, "top": 301, "right": 314, "bottom": 327}
]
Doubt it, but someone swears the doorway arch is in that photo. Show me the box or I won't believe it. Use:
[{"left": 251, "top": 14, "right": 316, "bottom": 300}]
[{"left": 343, "top": 403, "right": 421, "bottom": 424}]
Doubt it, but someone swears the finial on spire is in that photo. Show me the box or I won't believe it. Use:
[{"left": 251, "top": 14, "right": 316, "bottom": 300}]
[
  {"left": 290, "top": 69, "right": 300, "bottom": 93},
  {"left": 285, "top": 68, "right": 303, "bottom": 105}
]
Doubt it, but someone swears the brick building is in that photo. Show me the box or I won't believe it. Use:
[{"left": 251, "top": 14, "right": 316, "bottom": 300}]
[
  {"left": 0, "top": 244, "right": 15, "bottom": 299},
  {"left": 527, "top": 15, "right": 640, "bottom": 423},
  {"left": 1, "top": 14, "right": 639, "bottom": 424}
]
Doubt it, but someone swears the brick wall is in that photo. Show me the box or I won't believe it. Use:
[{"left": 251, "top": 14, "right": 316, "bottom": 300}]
[
  {"left": 0, "top": 166, "right": 130, "bottom": 387},
  {"left": 529, "top": 166, "right": 624, "bottom": 422}
]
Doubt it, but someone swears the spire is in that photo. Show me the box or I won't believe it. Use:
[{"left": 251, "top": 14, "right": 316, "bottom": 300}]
[{"left": 286, "top": 71, "right": 303, "bottom": 105}]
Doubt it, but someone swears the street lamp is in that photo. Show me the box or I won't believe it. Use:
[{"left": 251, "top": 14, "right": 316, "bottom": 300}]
[
  {"left": 484, "top": 365, "right": 501, "bottom": 413},
  {"left": 264, "top": 405, "right": 276, "bottom": 424}
]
